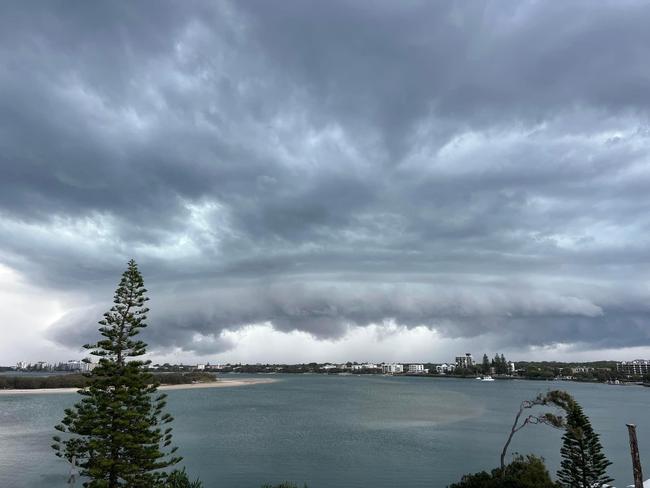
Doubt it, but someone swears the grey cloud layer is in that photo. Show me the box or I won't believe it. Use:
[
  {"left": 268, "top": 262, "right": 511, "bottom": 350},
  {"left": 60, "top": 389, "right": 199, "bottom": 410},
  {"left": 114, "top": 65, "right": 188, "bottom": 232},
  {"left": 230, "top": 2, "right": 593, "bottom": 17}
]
[{"left": 2, "top": 0, "right": 650, "bottom": 355}]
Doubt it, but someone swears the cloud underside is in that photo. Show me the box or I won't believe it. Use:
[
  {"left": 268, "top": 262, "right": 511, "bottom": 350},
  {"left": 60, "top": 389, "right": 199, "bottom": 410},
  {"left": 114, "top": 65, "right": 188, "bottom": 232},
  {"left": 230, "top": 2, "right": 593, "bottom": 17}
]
[{"left": 2, "top": 1, "right": 650, "bottom": 356}]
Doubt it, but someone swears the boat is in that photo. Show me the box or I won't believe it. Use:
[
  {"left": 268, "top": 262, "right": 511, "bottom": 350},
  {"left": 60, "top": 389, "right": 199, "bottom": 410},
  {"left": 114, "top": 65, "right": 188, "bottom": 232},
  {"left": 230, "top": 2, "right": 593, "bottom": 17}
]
[{"left": 481, "top": 375, "right": 495, "bottom": 381}]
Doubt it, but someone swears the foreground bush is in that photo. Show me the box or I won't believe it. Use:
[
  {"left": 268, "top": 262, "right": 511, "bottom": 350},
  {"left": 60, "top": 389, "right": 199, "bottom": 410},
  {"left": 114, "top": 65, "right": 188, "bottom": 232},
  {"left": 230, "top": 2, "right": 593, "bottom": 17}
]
[
  {"left": 166, "top": 468, "right": 203, "bottom": 487},
  {"left": 448, "top": 455, "right": 558, "bottom": 488}
]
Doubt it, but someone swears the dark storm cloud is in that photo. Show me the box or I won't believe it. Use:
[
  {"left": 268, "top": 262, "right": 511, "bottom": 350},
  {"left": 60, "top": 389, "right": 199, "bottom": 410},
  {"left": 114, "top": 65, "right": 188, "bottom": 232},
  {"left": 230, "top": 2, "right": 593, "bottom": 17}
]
[{"left": 2, "top": 0, "right": 650, "bottom": 355}]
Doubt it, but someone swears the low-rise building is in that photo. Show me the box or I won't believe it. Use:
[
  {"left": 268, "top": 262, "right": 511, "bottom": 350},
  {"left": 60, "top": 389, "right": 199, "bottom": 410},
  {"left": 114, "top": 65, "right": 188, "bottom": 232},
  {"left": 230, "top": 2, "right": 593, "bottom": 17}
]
[
  {"left": 436, "top": 363, "right": 455, "bottom": 374},
  {"left": 571, "top": 366, "right": 594, "bottom": 374},
  {"left": 382, "top": 363, "right": 404, "bottom": 374},
  {"left": 408, "top": 364, "right": 425, "bottom": 374}
]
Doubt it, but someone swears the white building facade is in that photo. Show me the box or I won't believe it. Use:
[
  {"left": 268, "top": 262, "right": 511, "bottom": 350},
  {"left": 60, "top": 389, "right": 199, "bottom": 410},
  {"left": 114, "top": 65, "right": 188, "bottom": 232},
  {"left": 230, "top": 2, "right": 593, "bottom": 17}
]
[
  {"left": 382, "top": 363, "right": 404, "bottom": 374},
  {"left": 617, "top": 360, "right": 650, "bottom": 376},
  {"left": 436, "top": 363, "right": 455, "bottom": 374},
  {"left": 408, "top": 364, "right": 425, "bottom": 374}
]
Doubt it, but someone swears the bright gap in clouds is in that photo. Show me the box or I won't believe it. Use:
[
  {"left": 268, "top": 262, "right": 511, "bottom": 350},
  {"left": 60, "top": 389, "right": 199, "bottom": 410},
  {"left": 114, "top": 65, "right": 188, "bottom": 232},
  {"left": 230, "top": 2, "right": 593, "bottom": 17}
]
[
  {"left": 0, "top": 263, "right": 79, "bottom": 363},
  {"left": 147, "top": 323, "right": 650, "bottom": 366}
]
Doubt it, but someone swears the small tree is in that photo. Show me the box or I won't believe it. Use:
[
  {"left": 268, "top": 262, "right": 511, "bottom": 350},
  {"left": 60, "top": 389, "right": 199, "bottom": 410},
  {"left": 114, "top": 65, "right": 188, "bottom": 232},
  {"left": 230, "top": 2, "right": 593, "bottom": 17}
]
[
  {"left": 500, "top": 390, "right": 573, "bottom": 470},
  {"left": 557, "top": 400, "right": 613, "bottom": 488},
  {"left": 53, "top": 260, "right": 181, "bottom": 487}
]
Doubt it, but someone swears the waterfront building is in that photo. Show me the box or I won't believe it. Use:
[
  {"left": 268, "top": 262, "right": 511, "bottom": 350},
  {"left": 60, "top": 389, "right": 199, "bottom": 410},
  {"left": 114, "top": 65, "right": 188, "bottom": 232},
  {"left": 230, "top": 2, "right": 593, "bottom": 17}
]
[
  {"left": 196, "top": 364, "right": 206, "bottom": 370},
  {"left": 571, "top": 366, "right": 594, "bottom": 374},
  {"left": 408, "top": 364, "right": 425, "bottom": 374},
  {"left": 321, "top": 364, "right": 338, "bottom": 370},
  {"left": 508, "top": 361, "right": 516, "bottom": 373},
  {"left": 436, "top": 363, "right": 455, "bottom": 374},
  {"left": 617, "top": 359, "right": 650, "bottom": 376},
  {"left": 382, "top": 363, "right": 404, "bottom": 374},
  {"left": 455, "top": 353, "right": 474, "bottom": 369},
  {"left": 63, "top": 359, "right": 95, "bottom": 372}
]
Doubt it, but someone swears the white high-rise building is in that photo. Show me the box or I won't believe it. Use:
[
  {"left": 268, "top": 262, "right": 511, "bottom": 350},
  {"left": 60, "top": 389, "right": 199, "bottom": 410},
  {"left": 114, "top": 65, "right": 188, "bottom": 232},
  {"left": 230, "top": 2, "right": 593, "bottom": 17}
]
[{"left": 455, "top": 353, "right": 474, "bottom": 369}]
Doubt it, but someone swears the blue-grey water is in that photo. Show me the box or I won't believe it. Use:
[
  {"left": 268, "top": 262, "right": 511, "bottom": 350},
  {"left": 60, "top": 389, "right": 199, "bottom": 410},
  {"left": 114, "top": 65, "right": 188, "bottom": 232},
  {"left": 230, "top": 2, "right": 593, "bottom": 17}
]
[{"left": 0, "top": 374, "right": 648, "bottom": 487}]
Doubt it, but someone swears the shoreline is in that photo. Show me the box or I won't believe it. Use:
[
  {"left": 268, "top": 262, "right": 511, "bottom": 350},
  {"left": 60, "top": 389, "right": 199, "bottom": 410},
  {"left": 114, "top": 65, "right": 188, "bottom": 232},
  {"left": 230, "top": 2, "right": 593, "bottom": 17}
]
[{"left": 0, "top": 377, "right": 278, "bottom": 396}]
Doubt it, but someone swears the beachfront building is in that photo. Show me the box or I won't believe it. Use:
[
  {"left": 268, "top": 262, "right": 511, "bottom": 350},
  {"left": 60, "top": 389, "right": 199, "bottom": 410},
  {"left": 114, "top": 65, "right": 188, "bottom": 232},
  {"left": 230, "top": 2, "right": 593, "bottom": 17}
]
[
  {"left": 408, "top": 364, "right": 425, "bottom": 374},
  {"left": 382, "top": 363, "right": 404, "bottom": 374},
  {"left": 436, "top": 363, "right": 455, "bottom": 374},
  {"left": 455, "top": 353, "right": 474, "bottom": 369},
  {"left": 571, "top": 366, "right": 594, "bottom": 374},
  {"left": 617, "top": 359, "right": 650, "bottom": 376},
  {"left": 62, "top": 360, "right": 95, "bottom": 372}
]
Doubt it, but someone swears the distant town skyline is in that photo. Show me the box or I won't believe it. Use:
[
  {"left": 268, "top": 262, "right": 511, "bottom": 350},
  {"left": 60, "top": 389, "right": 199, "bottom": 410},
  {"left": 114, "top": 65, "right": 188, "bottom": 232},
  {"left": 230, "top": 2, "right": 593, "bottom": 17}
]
[{"left": 2, "top": 1, "right": 650, "bottom": 364}]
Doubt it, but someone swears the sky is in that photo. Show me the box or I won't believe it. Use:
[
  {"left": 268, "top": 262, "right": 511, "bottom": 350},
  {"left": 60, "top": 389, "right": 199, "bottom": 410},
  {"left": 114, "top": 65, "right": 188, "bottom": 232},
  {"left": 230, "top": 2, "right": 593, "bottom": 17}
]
[{"left": 1, "top": 0, "right": 650, "bottom": 365}]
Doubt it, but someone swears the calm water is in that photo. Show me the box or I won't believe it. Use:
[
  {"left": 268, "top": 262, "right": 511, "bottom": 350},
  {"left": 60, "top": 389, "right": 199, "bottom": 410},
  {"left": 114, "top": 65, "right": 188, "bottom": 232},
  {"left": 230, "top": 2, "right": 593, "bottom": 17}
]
[{"left": 0, "top": 374, "right": 648, "bottom": 487}]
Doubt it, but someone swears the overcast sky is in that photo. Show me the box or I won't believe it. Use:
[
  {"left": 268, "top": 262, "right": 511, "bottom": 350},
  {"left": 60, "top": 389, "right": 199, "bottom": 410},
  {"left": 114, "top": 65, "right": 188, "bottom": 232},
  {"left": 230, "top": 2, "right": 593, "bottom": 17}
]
[{"left": 1, "top": 0, "right": 650, "bottom": 365}]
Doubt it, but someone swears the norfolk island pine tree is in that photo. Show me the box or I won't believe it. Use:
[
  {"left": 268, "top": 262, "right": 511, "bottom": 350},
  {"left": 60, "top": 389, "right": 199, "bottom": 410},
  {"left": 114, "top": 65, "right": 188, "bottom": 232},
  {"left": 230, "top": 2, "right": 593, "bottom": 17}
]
[
  {"left": 52, "top": 260, "right": 183, "bottom": 487},
  {"left": 556, "top": 399, "right": 613, "bottom": 488}
]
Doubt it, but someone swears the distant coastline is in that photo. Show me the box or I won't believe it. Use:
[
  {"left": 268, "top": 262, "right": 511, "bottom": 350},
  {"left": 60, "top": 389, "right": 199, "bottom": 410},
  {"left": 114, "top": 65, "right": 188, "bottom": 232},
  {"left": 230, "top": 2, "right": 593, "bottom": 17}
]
[{"left": 0, "top": 377, "right": 277, "bottom": 395}]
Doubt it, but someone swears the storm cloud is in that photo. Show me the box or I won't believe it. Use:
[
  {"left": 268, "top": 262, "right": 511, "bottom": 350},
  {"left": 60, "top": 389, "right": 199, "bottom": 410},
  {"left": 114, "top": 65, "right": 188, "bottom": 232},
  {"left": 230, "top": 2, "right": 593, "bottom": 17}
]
[{"left": 2, "top": 0, "right": 650, "bottom": 359}]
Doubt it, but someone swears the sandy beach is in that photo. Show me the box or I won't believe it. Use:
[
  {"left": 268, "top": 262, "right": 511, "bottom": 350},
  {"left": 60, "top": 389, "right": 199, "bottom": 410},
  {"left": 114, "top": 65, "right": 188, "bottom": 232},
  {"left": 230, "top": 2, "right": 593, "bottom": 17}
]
[{"left": 0, "top": 377, "right": 278, "bottom": 396}]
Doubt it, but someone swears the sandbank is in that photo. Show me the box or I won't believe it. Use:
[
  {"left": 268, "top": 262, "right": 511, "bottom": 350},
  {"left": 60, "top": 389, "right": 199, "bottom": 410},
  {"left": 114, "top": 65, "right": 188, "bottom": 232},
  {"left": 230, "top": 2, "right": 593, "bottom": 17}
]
[{"left": 0, "top": 377, "right": 277, "bottom": 396}]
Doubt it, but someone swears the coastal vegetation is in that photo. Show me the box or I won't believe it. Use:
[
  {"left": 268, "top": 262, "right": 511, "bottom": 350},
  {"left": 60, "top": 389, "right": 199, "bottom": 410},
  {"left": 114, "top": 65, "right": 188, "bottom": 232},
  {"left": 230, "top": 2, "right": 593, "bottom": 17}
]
[
  {"left": 449, "top": 455, "right": 557, "bottom": 488},
  {"left": 0, "top": 372, "right": 216, "bottom": 390},
  {"left": 450, "top": 390, "right": 614, "bottom": 488}
]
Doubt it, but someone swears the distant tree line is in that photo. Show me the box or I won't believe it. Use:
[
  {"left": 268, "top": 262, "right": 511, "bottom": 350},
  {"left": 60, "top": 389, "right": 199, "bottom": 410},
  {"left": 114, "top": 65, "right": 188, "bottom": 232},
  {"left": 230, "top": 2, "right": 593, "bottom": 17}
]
[{"left": 0, "top": 371, "right": 215, "bottom": 390}]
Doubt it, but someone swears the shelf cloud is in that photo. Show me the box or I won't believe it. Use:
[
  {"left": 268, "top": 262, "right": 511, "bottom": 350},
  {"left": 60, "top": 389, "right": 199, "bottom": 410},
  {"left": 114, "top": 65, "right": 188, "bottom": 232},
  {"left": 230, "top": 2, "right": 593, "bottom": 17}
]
[{"left": 2, "top": 1, "right": 650, "bottom": 360}]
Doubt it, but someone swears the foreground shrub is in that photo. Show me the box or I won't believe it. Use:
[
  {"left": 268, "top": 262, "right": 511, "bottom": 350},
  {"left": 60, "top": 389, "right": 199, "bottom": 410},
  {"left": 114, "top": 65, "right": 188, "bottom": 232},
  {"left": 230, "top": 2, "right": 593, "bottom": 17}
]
[
  {"left": 448, "top": 455, "right": 558, "bottom": 488},
  {"left": 166, "top": 468, "right": 203, "bottom": 487}
]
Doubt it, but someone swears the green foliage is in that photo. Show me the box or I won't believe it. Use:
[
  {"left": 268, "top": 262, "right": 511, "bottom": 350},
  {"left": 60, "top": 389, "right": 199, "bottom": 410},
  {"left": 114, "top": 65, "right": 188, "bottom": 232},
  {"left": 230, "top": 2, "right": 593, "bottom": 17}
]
[
  {"left": 0, "top": 374, "right": 89, "bottom": 389},
  {"left": 153, "top": 372, "right": 216, "bottom": 385},
  {"left": 557, "top": 400, "right": 613, "bottom": 487},
  {"left": 448, "top": 455, "right": 558, "bottom": 488},
  {"left": 0, "top": 372, "right": 214, "bottom": 390},
  {"left": 52, "top": 260, "right": 182, "bottom": 487},
  {"left": 166, "top": 468, "right": 203, "bottom": 487}
]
